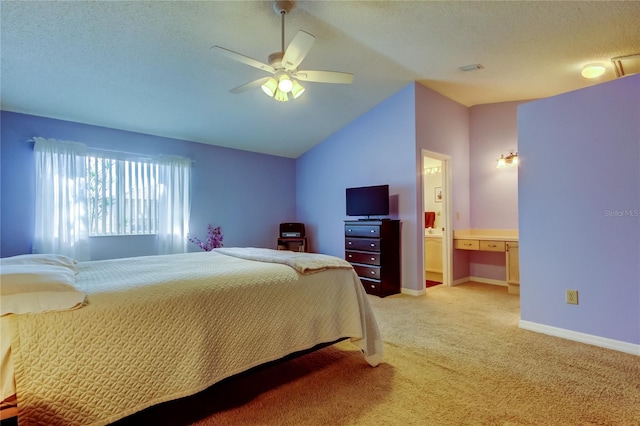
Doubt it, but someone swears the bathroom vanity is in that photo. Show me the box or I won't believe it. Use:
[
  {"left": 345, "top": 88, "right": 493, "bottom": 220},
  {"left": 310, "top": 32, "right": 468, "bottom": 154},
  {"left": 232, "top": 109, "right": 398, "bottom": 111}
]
[{"left": 424, "top": 229, "right": 443, "bottom": 283}]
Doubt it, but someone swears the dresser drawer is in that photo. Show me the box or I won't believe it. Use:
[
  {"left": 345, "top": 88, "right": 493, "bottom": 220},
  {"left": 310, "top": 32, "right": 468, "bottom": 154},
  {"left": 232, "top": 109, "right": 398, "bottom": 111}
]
[
  {"left": 359, "top": 278, "right": 381, "bottom": 295},
  {"left": 344, "top": 225, "right": 380, "bottom": 238},
  {"left": 345, "top": 250, "right": 381, "bottom": 265},
  {"left": 353, "top": 264, "right": 381, "bottom": 280},
  {"left": 455, "top": 239, "right": 479, "bottom": 250},
  {"left": 345, "top": 237, "right": 380, "bottom": 251},
  {"left": 479, "top": 240, "right": 505, "bottom": 252}
]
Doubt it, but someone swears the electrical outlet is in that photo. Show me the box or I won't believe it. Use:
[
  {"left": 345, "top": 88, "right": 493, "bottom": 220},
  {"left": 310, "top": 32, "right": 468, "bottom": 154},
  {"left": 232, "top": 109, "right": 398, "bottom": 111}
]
[{"left": 566, "top": 289, "right": 579, "bottom": 305}]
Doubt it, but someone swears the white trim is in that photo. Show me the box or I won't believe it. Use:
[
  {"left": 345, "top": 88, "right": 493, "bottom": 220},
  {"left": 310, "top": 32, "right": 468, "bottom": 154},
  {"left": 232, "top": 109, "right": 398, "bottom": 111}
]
[
  {"left": 421, "top": 149, "right": 453, "bottom": 288},
  {"left": 469, "top": 276, "right": 508, "bottom": 287},
  {"left": 402, "top": 287, "right": 426, "bottom": 296},
  {"left": 519, "top": 320, "right": 640, "bottom": 356},
  {"left": 451, "top": 276, "right": 470, "bottom": 286}
]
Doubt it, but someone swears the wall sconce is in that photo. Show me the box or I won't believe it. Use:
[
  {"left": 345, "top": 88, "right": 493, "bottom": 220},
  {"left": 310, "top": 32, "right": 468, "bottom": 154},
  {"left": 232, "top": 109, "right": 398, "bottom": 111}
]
[
  {"left": 424, "top": 166, "right": 441, "bottom": 174},
  {"left": 496, "top": 151, "right": 518, "bottom": 168}
]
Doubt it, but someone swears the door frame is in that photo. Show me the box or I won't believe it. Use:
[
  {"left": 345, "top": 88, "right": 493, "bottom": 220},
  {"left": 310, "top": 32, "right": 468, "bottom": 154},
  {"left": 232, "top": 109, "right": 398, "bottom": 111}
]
[{"left": 421, "top": 149, "right": 453, "bottom": 287}]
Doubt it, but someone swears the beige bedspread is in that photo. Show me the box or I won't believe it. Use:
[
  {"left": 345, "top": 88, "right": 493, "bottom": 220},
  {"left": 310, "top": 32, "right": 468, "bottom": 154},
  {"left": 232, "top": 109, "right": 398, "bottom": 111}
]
[
  {"left": 8, "top": 250, "right": 383, "bottom": 425},
  {"left": 214, "top": 246, "right": 355, "bottom": 274}
]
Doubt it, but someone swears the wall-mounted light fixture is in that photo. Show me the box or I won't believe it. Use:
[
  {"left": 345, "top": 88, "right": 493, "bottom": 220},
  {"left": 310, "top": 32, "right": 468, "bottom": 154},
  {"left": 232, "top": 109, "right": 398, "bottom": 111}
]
[
  {"left": 424, "top": 166, "right": 441, "bottom": 174},
  {"left": 496, "top": 151, "right": 518, "bottom": 168}
]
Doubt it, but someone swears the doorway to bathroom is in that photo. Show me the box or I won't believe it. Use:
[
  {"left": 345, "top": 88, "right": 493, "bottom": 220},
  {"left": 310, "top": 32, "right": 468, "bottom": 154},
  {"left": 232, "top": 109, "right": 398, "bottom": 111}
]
[{"left": 422, "top": 150, "right": 452, "bottom": 289}]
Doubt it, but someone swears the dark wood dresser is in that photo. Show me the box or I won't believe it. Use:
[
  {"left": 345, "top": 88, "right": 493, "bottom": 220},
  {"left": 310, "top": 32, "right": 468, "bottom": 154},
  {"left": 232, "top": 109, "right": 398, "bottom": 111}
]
[{"left": 344, "top": 220, "right": 401, "bottom": 297}]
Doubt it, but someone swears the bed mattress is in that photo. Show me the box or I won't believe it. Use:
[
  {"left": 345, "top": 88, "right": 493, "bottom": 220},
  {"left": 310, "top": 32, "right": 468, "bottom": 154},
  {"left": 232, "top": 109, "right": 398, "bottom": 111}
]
[{"left": 3, "top": 249, "right": 382, "bottom": 425}]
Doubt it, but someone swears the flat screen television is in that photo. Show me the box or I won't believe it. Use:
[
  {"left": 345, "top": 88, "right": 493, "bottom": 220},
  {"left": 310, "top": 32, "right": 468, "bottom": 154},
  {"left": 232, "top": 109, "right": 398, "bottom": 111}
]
[{"left": 346, "top": 184, "right": 389, "bottom": 218}]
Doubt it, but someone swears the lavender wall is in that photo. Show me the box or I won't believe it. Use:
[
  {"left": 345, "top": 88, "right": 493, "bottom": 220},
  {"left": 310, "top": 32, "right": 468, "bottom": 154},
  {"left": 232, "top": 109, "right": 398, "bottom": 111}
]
[
  {"left": 518, "top": 74, "right": 640, "bottom": 345},
  {"left": 296, "top": 84, "right": 419, "bottom": 291},
  {"left": 468, "top": 101, "right": 526, "bottom": 281},
  {"left": 415, "top": 83, "right": 471, "bottom": 282},
  {"left": 0, "top": 111, "right": 297, "bottom": 260}
]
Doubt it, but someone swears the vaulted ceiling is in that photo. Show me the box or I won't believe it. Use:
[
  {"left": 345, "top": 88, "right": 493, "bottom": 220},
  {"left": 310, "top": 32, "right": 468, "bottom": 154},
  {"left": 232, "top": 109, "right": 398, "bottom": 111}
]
[{"left": 2, "top": 1, "right": 639, "bottom": 158}]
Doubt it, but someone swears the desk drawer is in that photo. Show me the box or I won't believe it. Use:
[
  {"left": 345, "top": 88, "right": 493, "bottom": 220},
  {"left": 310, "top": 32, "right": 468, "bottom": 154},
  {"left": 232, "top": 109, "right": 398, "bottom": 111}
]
[
  {"left": 480, "top": 241, "right": 505, "bottom": 252},
  {"left": 345, "top": 238, "right": 380, "bottom": 251},
  {"left": 345, "top": 225, "right": 380, "bottom": 238},
  {"left": 346, "top": 250, "right": 381, "bottom": 265},
  {"left": 455, "top": 239, "right": 479, "bottom": 250}
]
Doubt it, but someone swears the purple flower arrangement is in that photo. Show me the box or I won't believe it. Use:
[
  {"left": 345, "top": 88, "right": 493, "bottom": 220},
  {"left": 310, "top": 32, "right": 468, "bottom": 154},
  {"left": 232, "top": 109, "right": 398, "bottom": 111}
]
[{"left": 188, "top": 224, "right": 223, "bottom": 251}]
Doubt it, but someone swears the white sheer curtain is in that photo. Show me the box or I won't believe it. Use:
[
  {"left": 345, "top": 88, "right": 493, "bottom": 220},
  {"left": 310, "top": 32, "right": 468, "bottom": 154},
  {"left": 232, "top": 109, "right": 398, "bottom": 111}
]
[
  {"left": 157, "top": 156, "right": 191, "bottom": 254},
  {"left": 33, "top": 137, "right": 90, "bottom": 261}
]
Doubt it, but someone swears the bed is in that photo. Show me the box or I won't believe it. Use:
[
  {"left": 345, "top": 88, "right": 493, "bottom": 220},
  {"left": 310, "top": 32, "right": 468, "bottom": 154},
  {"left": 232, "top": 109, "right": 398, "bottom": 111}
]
[{"left": 0, "top": 248, "right": 383, "bottom": 425}]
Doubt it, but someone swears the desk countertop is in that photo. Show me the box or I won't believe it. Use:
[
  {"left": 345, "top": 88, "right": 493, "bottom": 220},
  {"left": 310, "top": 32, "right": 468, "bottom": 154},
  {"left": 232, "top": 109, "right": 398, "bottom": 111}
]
[{"left": 453, "top": 229, "right": 518, "bottom": 242}]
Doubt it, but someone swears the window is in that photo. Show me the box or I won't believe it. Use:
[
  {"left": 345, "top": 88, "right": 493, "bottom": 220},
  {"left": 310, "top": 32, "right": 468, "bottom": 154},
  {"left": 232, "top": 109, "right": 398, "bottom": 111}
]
[
  {"left": 86, "top": 155, "right": 159, "bottom": 236},
  {"left": 34, "top": 137, "right": 191, "bottom": 256}
]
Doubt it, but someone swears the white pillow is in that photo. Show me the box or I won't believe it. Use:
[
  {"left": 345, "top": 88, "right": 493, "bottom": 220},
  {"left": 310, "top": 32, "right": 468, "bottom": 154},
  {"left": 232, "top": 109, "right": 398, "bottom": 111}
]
[
  {"left": 0, "top": 264, "right": 86, "bottom": 316},
  {"left": 0, "top": 254, "right": 78, "bottom": 273}
]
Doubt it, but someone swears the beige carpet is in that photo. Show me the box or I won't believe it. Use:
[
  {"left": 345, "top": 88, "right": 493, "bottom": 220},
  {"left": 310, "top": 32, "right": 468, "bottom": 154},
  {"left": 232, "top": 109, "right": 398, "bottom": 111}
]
[{"left": 114, "top": 282, "right": 640, "bottom": 425}]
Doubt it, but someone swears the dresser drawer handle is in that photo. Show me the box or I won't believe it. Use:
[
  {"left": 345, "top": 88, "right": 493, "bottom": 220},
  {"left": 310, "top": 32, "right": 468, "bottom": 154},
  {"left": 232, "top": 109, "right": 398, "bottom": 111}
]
[
  {"left": 370, "top": 271, "right": 375, "bottom": 275},
  {"left": 348, "top": 241, "right": 352, "bottom": 245},
  {"left": 464, "top": 243, "right": 473, "bottom": 246},
  {"left": 347, "top": 229, "right": 352, "bottom": 232},
  {"left": 348, "top": 254, "right": 353, "bottom": 258},
  {"left": 371, "top": 257, "right": 376, "bottom": 261},
  {"left": 371, "top": 284, "right": 375, "bottom": 289},
  {"left": 488, "top": 244, "right": 497, "bottom": 247},
  {"left": 370, "top": 243, "right": 375, "bottom": 247},
  {"left": 370, "top": 229, "right": 375, "bottom": 233}
]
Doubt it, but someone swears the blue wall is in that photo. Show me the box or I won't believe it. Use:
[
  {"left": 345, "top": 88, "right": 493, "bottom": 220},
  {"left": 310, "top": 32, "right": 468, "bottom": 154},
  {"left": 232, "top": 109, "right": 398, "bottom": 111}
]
[
  {"left": 296, "top": 84, "right": 418, "bottom": 291},
  {"left": 0, "top": 111, "right": 297, "bottom": 259}
]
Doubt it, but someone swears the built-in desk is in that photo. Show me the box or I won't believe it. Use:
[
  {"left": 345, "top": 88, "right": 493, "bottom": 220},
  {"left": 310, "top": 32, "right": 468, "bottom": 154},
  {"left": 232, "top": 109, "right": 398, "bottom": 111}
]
[{"left": 454, "top": 229, "right": 519, "bottom": 295}]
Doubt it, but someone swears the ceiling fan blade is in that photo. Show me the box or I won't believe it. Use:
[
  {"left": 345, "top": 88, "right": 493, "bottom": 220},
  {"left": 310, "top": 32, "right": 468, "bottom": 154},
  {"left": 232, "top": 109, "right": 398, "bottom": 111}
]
[
  {"left": 229, "top": 77, "right": 271, "bottom": 94},
  {"left": 296, "top": 70, "right": 354, "bottom": 84},
  {"left": 211, "top": 46, "right": 275, "bottom": 74},
  {"left": 282, "top": 30, "right": 315, "bottom": 71}
]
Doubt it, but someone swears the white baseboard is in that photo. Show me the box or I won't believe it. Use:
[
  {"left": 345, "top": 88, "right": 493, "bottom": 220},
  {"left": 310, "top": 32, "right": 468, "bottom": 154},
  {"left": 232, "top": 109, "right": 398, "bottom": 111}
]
[
  {"left": 469, "top": 276, "right": 507, "bottom": 287},
  {"left": 452, "top": 276, "right": 470, "bottom": 286},
  {"left": 401, "top": 287, "right": 426, "bottom": 296},
  {"left": 519, "top": 320, "right": 640, "bottom": 356},
  {"left": 451, "top": 276, "right": 506, "bottom": 287}
]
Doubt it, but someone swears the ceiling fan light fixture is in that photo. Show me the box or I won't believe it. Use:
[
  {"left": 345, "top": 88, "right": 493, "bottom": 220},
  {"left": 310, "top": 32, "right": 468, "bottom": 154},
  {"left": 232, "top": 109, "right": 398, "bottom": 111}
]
[
  {"left": 214, "top": 1, "right": 352, "bottom": 102},
  {"left": 261, "top": 77, "right": 278, "bottom": 97},
  {"left": 274, "top": 88, "right": 289, "bottom": 102},
  {"left": 278, "top": 74, "right": 293, "bottom": 93},
  {"left": 291, "top": 79, "right": 305, "bottom": 99}
]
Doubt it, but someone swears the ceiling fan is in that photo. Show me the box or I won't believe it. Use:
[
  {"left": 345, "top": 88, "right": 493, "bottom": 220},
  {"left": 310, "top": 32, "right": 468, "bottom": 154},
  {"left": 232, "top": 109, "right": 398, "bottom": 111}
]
[{"left": 211, "top": 0, "right": 353, "bottom": 102}]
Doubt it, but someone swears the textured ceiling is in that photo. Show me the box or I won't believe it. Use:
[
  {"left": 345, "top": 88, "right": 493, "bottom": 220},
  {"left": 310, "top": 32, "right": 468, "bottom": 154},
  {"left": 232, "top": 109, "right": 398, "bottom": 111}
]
[{"left": 2, "top": 1, "right": 639, "bottom": 158}]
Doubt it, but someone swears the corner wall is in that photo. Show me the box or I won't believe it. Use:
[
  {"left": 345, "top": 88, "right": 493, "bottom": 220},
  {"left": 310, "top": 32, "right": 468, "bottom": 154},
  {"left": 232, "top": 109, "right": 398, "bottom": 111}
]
[
  {"left": 518, "top": 74, "right": 640, "bottom": 348},
  {"left": 468, "top": 101, "right": 526, "bottom": 282},
  {"left": 415, "top": 83, "right": 471, "bottom": 282}
]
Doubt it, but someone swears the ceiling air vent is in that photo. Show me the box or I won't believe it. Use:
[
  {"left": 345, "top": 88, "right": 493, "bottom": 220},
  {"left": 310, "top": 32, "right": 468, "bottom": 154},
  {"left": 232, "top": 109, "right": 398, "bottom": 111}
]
[{"left": 611, "top": 54, "right": 640, "bottom": 77}]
